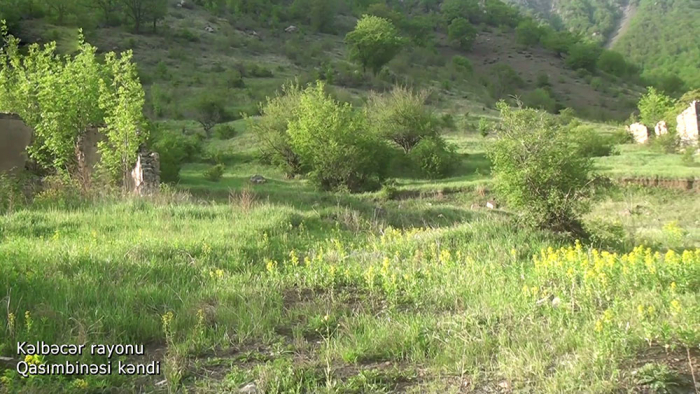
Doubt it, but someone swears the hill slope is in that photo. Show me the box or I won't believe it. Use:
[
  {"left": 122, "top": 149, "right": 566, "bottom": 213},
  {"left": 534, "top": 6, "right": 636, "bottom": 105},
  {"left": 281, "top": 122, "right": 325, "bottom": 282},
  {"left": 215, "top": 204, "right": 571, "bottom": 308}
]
[{"left": 612, "top": 0, "right": 700, "bottom": 89}]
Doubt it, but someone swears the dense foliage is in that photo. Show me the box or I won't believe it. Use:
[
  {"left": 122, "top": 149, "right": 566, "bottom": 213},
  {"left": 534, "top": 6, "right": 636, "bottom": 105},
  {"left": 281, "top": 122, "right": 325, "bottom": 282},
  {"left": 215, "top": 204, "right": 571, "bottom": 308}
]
[
  {"left": 0, "top": 25, "right": 147, "bottom": 182},
  {"left": 614, "top": 0, "right": 700, "bottom": 90},
  {"left": 488, "top": 102, "right": 594, "bottom": 233}
]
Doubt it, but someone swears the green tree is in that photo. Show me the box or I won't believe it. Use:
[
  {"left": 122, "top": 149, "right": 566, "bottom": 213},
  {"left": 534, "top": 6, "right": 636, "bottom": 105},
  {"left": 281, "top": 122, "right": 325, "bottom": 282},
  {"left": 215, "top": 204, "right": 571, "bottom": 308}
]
[
  {"left": 637, "top": 87, "right": 675, "bottom": 128},
  {"left": 250, "top": 81, "right": 304, "bottom": 177},
  {"left": 287, "top": 81, "right": 389, "bottom": 192},
  {"left": 447, "top": 17, "right": 477, "bottom": 51},
  {"left": 488, "top": 102, "right": 594, "bottom": 234},
  {"left": 42, "top": 0, "right": 78, "bottom": 25},
  {"left": 515, "top": 19, "right": 542, "bottom": 47},
  {"left": 98, "top": 50, "right": 148, "bottom": 184},
  {"left": 365, "top": 86, "right": 439, "bottom": 153},
  {"left": 596, "top": 50, "right": 627, "bottom": 77},
  {"left": 345, "top": 15, "right": 403, "bottom": 75},
  {"left": 565, "top": 42, "right": 601, "bottom": 72},
  {"left": 192, "top": 95, "right": 227, "bottom": 138},
  {"left": 119, "top": 0, "right": 167, "bottom": 33},
  {"left": 0, "top": 26, "right": 148, "bottom": 183},
  {"left": 440, "top": 0, "right": 481, "bottom": 24}
]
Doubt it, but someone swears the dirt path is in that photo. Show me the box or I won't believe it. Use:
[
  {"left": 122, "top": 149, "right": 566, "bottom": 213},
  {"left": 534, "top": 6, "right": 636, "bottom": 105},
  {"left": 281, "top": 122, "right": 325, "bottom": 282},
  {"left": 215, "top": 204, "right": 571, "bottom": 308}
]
[{"left": 607, "top": 1, "right": 638, "bottom": 49}]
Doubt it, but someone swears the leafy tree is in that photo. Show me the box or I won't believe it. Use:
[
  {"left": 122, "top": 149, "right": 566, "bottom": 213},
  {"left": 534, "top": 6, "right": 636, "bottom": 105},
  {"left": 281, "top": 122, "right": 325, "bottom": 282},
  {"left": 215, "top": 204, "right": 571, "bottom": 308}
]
[
  {"left": 119, "top": 0, "right": 167, "bottom": 33},
  {"left": 596, "top": 50, "right": 627, "bottom": 77},
  {"left": 287, "top": 81, "right": 389, "bottom": 192},
  {"left": 637, "top": 87, "right": 675, "bottom": 128},
  {"left": 345, "top": 15, "right": 403, "bottom": 75},
  {"left": 0, "top": 0, "right": 22, "bottom": 32},
  {"left": 408, "top": 136, "right": 458, "bottom": 179},
  {"left": 486, "top": 63, "right": 524, "bottom": 99},
  {"left": 447, "top": 17, "right": 477, "bottom": 51},
  {"left": 484, "top": 0, "right": 520, "bottom": 28},
  {"left": 0, "top": 25, "right": 147, "bottom": 183},
  {"left": 488, "top": 102, "right": 594, "bottom": 234},
  {"left": 515, "top": 19, "right": 542, "bottom": 47},
  {"left": 42, "top": 0, "right": 78, "bottom": 25},
  {"left": 250, "top": 81, "right": 304, "bottom": 177},
  {"left": 193, "top": 95, "right": 226, "bottom": 138},
  {"left": 365, "top": 86, "right": 439, "bottom": 153},
  {"left": 366, "top": 3, "right": 403, "bottom": 25},
  {"left": 291, "top": 0, "right": 337, "bottom": 33},
  {"left": 540, "top": 27, "right": 575, "bottom": 57},
  {"left": 98, "top": 50, "right": 148, "bottom": 184},
  {"left": 522, "top": 88, "right": 557, "bottom": 113},
  {"left": 565, "top": 42, "right": 601, "bottom": 72},
  {"left": 440, "top": 0, "right": 481, "bottom": 24},
  {"left": 86, "top": 0, "right": 123, "bottom": 26}
]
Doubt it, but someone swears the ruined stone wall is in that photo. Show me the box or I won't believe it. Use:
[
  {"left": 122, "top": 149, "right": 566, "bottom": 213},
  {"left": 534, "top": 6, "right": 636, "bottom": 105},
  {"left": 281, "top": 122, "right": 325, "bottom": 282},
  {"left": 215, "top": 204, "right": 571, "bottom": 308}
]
[
  {"left": 130, "top": 148, "right": 160, "bottom": 195},
  {"left": 677, "top": 101, "right": 699, "bottom": 146},
  {"left": 0, "top": 113, "right": 104, "bottom": 174},
  {"left": 0, "top": 113, "right": 33, "bottom": 173}
]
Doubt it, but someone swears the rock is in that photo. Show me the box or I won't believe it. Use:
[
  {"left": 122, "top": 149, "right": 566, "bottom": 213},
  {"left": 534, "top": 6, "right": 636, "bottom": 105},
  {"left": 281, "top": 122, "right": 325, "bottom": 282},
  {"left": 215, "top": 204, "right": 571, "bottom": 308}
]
[
  {"left": 204, "top": 25, "right": 215, "bottom": 33},
  {"left": 486, "top": 201, "right": 497, "bottom": 210},
  {"left": 250, "top": 175, "right": 267, "bottom": 184},
  {"left": 284, "top": 25, "right": 298, "bottom": 33},
  {"left": 551, "top": 296, "right": 561, "bottom": 308},
  {"left": 628, "top": 122, "right": 649, "bottom": 144},
  {"left": 655, "top": 120, "right": 668, "bottom": 136},
  {"left": 239, "top": 382, "right": 257, "bottom": 393},
  {"left": 177, "top": 0, "right": 193, "bottom": 9},
  {"left": 677, "top": 101, "right": 699, "bottom": 147}
]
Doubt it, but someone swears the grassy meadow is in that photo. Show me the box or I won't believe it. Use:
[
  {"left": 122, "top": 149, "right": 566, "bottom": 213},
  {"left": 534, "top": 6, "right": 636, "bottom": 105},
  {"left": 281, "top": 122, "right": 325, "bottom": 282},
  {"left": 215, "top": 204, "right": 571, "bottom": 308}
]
[
  {"left": 1, "top": 3, "right": 700, "bottom": 393},
  {"left": 2, "top": 119, "right": 700, "bottom": 393}
]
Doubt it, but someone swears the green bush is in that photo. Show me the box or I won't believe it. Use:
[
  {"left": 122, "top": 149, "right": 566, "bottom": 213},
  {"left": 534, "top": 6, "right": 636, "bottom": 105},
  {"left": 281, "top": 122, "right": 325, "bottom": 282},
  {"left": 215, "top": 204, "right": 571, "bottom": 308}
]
[
  {"left": 522, "top": 88, "right": 557, "bottom": 113},
  {"left": 488, "top": 102, "right": 594, "bottom": 234},
  {"left": 287, "top": 81, "right": 390, "bottom": 192},
  {"left": 150, "top": 127, "right": 203, "bottom": 183},
  {"left": 204, "top": 164, "right": 225, "bottom": 182},
  {"left": 570, "top": 125, "right": 618, "bottom": 158},
  {"left": 366, "top": 86, "right": 440, "bottom": 153},
  {"left": 214, "top": 124, "right": 237, "bottom": 140},
  {"left": 250, "top": 81, "right": 304, "bottom": 177},
  {"left": 478, "top": 118, "right": 490, "bottom": 137},
  {"left": 650, "top": 133, "right": 679, "bottom": 154},
  {"left": 452, "top": 55, "right": 473, "bottom": 74},
  {"left": 408, "top": 136, "right": 458, "bottom": 179}
]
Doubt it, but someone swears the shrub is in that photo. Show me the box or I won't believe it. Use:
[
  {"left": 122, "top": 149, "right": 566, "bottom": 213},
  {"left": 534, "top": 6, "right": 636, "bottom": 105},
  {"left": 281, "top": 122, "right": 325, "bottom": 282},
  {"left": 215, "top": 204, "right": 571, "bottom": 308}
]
[
  {"left": 522, "top": 88, "right": 557, "bottom": 113},
  {"left": 488, "top": 102, "right": 594, "bottom": 234},
  {"left": 650, "top": 132, "right": 679, "bottom": 154},
  {"left": 250, "top": 81, "right": 304, "bottom": 177},
  {"left": 486, "top": 63, "right": 524, "bottom": 99},
  {"left": 590, "top": 76, "right": 605, "bottom": 91},
  {"left": 150, "top": 127, "right": 203, "bottom": 183},
  {"left": 408, "top": 136, "right": 458, "bottom": 179},
  {"left": 478, "top": 118, "right": 490, "bottom": 137},
  {"left": 452, "top": 55, "right": 473, "bottom": 74},
  {"left": 366, "top": 86, "right": 440, "bottom": 153},
  {"left": 570, "top": 125, "right": 618, "bottom": 157},
  {"left": 345, "top": 15, "right": 403, "bottom": 75},
  {"left": 287, "top": 81, "right": 390, "bottom": 192},
  {"left": 515, "top": 19, "right": 542, "bottom": 47},
  {"left": 214, "top": 124, "right": 237, "bottom": 140},
  {"left": 447, "top": 17, "right": 477, "bottom": 50},
  {"left": 204, "top": 164, "right": 225, "bottom": 182},
  {"left": 535, "top": 72, "right": 550, "bottom": 88},
  {"left": 638, "top": 86, "right": 675, "bottom": 128}
]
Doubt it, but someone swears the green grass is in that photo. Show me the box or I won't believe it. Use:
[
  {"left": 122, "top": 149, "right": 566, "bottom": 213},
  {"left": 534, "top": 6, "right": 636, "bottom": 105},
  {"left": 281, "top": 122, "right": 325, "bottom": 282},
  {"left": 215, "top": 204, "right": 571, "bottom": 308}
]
[
  {"left": 595, "top": 144, "right": 700, "bottom": 178},
  {"left": 1, "top": 186, "right": 698, "bottom": 392}
]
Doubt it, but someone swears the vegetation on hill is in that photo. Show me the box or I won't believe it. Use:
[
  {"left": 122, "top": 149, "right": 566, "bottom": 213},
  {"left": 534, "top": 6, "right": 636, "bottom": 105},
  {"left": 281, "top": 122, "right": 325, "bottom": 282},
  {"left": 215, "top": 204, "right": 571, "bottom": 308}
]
[{"left": 613, "top": 0, "right": 700, "bottom": 92}]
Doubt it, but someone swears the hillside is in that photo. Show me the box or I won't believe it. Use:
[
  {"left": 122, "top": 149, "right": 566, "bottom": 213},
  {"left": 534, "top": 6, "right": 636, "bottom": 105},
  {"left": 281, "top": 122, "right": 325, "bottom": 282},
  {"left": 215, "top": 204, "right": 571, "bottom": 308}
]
[
  {"left": 613, "top": 0, "right": 700, "bottom": 90},
  {"left": 506, "top": 0, "right": 700, "bottom": 91}
]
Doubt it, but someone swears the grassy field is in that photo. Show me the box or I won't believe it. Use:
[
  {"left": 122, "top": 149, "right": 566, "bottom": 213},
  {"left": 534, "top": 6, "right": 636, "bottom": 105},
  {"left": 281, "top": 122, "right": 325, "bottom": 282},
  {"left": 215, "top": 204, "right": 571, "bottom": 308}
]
[
  {"left": 2, "top": 141, "right": 700, "bottom": 393},
  {"left": 2, "top": 6, "right": 700, "bottom": 393}
]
